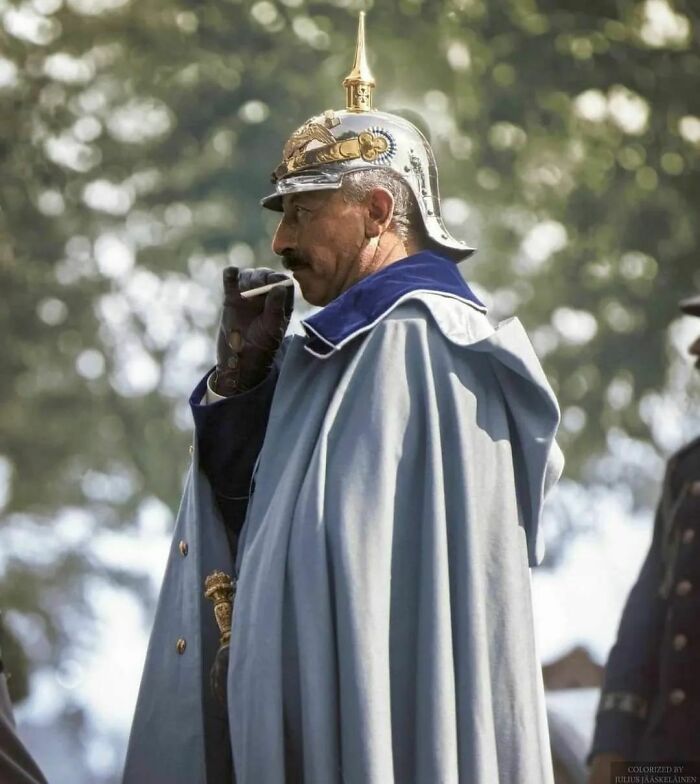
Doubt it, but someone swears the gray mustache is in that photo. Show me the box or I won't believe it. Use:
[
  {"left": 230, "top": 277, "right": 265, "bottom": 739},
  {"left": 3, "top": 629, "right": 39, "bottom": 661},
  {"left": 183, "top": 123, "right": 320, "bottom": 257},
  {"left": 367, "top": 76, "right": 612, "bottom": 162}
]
[{"left": 282, "top": 253, "right": 308, "bottom": 271}]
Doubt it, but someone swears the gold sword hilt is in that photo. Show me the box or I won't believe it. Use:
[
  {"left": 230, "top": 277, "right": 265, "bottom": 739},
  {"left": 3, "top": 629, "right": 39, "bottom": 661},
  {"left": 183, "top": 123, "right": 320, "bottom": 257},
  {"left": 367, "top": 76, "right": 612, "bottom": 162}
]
[{"left": 204, "top": 570, "right": 236, "bottom": 646}]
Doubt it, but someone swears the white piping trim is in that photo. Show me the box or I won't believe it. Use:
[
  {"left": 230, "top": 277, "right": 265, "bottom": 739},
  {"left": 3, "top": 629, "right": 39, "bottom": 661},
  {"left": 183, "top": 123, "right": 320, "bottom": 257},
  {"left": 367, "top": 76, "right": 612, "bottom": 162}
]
[
  {"left": 247, "top": 451, "right": 263, "bottom": 500},
  {"left": 301, "top": 320, "right": 336, "bottom": 348},
  {"left": 303, "top": 289, "right": 486, "bottom": 360}
]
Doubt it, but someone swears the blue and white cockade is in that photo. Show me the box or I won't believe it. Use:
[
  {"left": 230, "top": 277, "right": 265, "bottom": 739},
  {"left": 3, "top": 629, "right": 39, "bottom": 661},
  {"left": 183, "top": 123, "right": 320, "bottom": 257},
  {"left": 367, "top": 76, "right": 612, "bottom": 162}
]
[{"left": 302, "top": 250, "right": 486, "bottom": 358}]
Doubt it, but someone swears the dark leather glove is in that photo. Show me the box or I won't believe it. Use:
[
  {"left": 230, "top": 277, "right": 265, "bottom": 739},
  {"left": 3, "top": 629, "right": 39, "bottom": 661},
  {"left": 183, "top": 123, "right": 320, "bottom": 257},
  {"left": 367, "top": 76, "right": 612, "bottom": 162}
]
[
  {"left": 210, "top": 642, "right": 230, "bottom": 707},
  {"left": 213, "top": 267, "right": 293, "bottom": 396}
]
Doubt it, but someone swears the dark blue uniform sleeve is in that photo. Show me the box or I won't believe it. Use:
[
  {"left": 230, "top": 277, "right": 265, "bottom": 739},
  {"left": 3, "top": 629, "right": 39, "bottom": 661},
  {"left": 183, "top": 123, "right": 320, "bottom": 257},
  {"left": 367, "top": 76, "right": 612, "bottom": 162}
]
[
  {"left": 189, "top": 366, "right": 278, "bottom": 546},
  {"left": 589, "top": 500, "right": 667, "bottom": 759}
]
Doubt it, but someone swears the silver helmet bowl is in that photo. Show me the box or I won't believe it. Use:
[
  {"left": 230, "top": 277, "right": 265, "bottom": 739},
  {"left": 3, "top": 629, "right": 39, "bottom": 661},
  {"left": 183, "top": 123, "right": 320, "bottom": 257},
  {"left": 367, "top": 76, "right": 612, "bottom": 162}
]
[{"left": 261, "top": 109, "right": 475, "bottom": 263}]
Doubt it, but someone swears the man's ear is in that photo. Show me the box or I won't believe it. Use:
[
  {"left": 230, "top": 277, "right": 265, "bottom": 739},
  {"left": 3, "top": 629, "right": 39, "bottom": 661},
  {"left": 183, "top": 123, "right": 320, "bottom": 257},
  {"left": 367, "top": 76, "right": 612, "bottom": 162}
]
[{"left": 365, "top": 188, "right": 395, "bottom": 239}]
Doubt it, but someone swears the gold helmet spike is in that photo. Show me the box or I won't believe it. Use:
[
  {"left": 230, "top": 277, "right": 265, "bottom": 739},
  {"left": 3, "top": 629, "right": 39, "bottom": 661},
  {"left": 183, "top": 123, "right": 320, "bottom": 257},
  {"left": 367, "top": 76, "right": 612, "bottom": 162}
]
[{"left": 343, "top": 12, "right": 375, "bottom": 112}]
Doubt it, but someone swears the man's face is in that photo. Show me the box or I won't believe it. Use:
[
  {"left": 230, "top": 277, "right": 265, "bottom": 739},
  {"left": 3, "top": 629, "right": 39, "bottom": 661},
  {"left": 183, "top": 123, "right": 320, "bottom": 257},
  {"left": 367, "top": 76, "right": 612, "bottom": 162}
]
[{"left": 271, "top": 189, "right": 368, "bottom": 306}]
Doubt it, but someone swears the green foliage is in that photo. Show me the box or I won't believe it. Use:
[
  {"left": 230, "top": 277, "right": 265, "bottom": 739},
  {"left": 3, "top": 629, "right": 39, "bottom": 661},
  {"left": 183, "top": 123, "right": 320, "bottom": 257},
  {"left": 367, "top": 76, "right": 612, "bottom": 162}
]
[{"left": 0, "top": 0, "right": 698, "bottom": 705}]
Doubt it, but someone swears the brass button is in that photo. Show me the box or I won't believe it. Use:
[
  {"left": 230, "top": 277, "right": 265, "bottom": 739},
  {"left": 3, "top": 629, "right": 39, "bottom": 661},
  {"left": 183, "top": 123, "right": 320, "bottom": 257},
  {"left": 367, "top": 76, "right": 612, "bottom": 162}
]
[
  {"left": 690, "top": 480, "right": 700, "bottom": 496},
  {"left": 189, "top": 444, "right": 194, "bottom": 456},
  {"left": 669, "top": 689, "right": 686, "bottom": 706},
  {"left": 179, "top": 540, "right": 188, "bottom": 557},
  {"left": 176, "top": 638, "right": 186, "bottom": 655},
  {"left": 676, "top": 580, "right": 693, "bottom": 597},
  {"left": 673, "top": 633, "right": 688, "bottom": 651},
  {"left": 682, "top": 528, "right": 695, "bottom": 545}
]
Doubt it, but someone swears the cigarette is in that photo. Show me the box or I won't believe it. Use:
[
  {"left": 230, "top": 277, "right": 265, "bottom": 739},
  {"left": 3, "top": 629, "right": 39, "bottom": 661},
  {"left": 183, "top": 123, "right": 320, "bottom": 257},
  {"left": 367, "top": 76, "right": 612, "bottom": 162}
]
[{"left": 239, "top": 277, "right": 294, "bottom": 299}]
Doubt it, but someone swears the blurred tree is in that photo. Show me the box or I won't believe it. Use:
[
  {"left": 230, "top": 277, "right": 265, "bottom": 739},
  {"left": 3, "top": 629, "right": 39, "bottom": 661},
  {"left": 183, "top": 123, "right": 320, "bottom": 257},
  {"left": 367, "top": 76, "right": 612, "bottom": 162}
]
[{"left": 0, "top": 0, "right": 698, "bottom": 716}]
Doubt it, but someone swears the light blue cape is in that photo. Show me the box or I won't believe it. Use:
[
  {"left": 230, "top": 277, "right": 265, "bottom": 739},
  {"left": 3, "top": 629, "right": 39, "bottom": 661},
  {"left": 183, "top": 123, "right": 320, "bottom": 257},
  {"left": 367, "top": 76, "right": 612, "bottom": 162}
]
[{"left": 124, "top": 291, "right": 563, "bottom": 783}]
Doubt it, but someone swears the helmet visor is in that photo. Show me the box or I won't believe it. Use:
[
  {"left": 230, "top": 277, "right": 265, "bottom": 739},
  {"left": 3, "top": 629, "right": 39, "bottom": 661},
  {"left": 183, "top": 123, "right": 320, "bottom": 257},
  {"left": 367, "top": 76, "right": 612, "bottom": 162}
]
[{"left": 261, "top": 171, "right": 344, "bottom": 211}]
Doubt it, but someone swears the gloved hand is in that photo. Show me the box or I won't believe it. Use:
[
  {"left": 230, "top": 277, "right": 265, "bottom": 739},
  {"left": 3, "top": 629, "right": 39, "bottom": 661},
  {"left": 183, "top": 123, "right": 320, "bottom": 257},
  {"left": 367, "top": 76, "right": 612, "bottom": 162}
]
[
  {"left": 210, "top": 642, "right": 230, "bottom": 707},
  {"left": 213, "top": 267, "right": 293, "bottom": 396}
]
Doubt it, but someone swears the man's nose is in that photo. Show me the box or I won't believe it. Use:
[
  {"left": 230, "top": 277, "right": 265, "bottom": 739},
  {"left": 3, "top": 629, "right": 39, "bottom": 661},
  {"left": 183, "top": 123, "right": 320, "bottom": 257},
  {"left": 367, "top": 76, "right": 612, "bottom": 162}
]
[{"left": 271, "top": 219, "right": 295, "bottom": 256}]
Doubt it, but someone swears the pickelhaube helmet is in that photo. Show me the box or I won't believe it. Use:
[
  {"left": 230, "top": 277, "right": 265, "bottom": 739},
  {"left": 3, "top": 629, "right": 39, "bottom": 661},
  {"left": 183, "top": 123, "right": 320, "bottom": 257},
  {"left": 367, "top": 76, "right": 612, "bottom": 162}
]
[{"left": 261, "top": 13, "right": 475, "bottom": 262}]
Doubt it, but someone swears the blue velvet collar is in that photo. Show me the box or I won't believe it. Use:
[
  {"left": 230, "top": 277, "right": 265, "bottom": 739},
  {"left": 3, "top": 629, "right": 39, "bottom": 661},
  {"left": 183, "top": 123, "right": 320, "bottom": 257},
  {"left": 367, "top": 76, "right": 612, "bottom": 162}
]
[{"left": 302, "top": 251, "right": 485, "bottom": 358}]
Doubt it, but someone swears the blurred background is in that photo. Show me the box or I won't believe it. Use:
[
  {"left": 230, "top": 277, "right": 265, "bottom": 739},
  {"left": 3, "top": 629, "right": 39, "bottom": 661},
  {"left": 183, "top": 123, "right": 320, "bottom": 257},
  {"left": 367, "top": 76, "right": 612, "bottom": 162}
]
[{"left": 1, "top": 0, "right": 699, "bottom": 780}]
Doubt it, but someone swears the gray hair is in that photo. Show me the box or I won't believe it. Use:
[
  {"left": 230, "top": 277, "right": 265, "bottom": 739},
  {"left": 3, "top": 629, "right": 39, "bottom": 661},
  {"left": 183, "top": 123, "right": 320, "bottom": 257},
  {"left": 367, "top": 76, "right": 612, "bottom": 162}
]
[{"left": 341, "top": 168, "right": 425, "bottom": 245}]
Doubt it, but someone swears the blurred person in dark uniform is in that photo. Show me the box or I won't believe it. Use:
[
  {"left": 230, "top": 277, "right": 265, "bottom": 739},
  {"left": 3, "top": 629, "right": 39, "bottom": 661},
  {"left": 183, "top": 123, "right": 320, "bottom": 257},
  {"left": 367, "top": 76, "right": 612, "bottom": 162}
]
[
  {"left": 588, "top": 294, "right": 700, "bottom": 782},
  {"left": 0, "top": 621, "right": 47, "bottom": 784}
]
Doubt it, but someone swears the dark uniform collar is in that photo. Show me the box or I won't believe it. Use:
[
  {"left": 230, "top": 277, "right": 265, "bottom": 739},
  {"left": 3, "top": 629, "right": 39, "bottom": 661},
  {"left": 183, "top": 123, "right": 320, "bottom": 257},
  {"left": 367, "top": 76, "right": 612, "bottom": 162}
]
[{"left": 301, "top": 250, "right": 485, "bottom": 358}]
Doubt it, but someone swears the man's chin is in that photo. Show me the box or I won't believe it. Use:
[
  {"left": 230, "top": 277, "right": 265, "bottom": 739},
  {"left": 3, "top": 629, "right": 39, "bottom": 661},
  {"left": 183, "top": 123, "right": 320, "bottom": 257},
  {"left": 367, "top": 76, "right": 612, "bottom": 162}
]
[
  {"left": 293, "top": 270, "right": 331, "bottom": 307},
  {"left": 300, "top": 289, "right": 331, "bottom": 307},
  {"left": 298, "top": 289, "right": 332, "bottom": 308}
]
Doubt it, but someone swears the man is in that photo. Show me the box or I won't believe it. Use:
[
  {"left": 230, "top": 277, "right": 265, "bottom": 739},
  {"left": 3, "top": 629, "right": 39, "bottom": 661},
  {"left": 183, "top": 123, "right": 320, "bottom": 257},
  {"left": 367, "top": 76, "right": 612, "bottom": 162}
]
[
  {"left": 588, "top": 294, "right": 700, "bottom": 781},
  {"left": 124, "top": 14, "right": 563, "bottom": 784}
]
